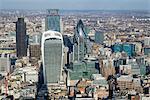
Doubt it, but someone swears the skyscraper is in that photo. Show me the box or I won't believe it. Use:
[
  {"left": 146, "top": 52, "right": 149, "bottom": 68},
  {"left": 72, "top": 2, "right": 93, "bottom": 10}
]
[
  {"left": 73, "top": 20, "right": 87, "bottom": 61},
  {"left": 45, "top": 9, "right": 61, "bottom": 32},
  {"left": 41, "top": 30, "right": 64, "bottom": 85},
  {"left": 16, "top": 18, "right": 27, "bottom": 58}
]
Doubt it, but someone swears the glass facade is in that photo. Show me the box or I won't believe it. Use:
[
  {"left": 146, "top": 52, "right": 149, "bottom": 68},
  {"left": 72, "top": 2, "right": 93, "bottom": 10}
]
[
  {"left": 16, "top": 18, "right": 27, "bottom": 58},
  {"left": 122, "top": 44, "right": 135, "bottom": 57},
  {"left": 113, "top": 43, "right": 122, "bottom": 53},
  {"left": 69, "top": 61, "right": 99, "bottom": 80},
  {"left": 144, "top": 47, "right": 150, "bottom": 55},
  {"left": 45, "top": 16, "right": 60, "bottom": 32},
  {"left": 113, "top": 43, "right": 135, "bottom": 57},
  {"left": 73, "top": 20, "right": 87, "bottom": 61},
  {"left": 45, "top": 9, "right": 60, "bottom": 32},
  {"left": 95, "top": 31, "right": 104, "bottom": 44},
  {"left": 29, "top": 34, "right": 41, "bottom": 44},
  {"left": 44, "top": 38, "right": 62, "bottom": 84}
]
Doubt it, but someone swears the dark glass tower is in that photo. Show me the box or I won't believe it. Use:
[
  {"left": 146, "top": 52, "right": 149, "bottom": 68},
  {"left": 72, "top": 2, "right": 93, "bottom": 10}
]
[
  {"left": 45, "top": 9, "right": 60, "bottom": 32},
  {"left": 16, "top": 18, "right": 27, "bottom": 58}
]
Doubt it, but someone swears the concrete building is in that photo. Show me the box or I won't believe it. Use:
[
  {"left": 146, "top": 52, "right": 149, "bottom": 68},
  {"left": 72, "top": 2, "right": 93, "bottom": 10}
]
[
  {"left": 100, "top": 59, "right": 115, "bottom": 79},
  {"left": 29, "top": 44, "right": 41, "bottom": 60},
  {"left": 144, "top": 37, "right": 150, "bottom": 46},
  {"left": 117, "top": 75, "right": 143, "bottom": 93},
  {"left": 0, "top": 54, "right": 10, "bottom": 76},
  {"left": 119, "top": 65, "right": 132, "bottom": 75}
]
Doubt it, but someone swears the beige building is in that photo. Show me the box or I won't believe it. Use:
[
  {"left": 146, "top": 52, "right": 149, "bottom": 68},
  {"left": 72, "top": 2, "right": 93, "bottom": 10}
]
[
  {"left": 100, "top": 59, "right": 115, "bottom": 79},
  {"left": 117, "top": 75, "right": 143, "bottom": 93}
]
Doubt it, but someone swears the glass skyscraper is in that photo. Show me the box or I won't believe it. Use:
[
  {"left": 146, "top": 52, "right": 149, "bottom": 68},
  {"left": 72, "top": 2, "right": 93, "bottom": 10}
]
[
  {"left": 73, "top": 20, "right": 87, "bottom": 61},
  {"left": 41, "top": 30, "right": 64, "bottom": 85},
  {"left": 16, "top": 18, "right": 27, "bottom": 58},
  {"left": 45, "top": 9, "right": 60, "bottom": 32}
]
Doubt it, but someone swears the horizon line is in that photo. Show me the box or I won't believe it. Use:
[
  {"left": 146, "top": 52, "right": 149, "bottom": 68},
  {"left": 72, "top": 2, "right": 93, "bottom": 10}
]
[{"left": 0, "top": 9, "right": 150, "bottom": 11}]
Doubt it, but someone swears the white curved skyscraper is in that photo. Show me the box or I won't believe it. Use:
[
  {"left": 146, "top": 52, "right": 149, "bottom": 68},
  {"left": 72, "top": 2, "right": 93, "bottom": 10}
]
[{"left": 41, "top": 30, "right": 64, "bottom": 85}]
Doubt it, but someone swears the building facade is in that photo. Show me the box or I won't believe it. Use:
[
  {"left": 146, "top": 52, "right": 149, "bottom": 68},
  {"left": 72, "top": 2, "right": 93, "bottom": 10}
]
[
  {"left": 144, "top": 37, "right": 150, "bottom": 46},
  {"left": 0, "top": 54, "right": 10, "bottom": 76},
  {"left": 95, "top": 31, "right": 104, "bottom": 44},
  {"left": 29, "top": 44, "right": 41, "bottom": 60},
  {"left": 29, "top": 33, "right": 42, "bottom": 63},
  {"left": 112, "top": 43, "right": 135, "bottom": 57},
  {"left": 16, "top": 18, "right": 27, "bottom": 58},
  {"left": 45, "top": 9, "right": 60, "bottom": 32},
  {"left": 73, "top": 20, "right": 87, "bottom": 61},
  {"left": 41, "top": 30, "right": 64, "bottom": 85}
]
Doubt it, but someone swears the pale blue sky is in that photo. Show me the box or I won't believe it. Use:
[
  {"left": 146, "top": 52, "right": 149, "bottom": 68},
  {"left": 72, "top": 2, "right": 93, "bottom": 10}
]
[{"left": 0, "top": 0, "right": 150, "bottom": 10}]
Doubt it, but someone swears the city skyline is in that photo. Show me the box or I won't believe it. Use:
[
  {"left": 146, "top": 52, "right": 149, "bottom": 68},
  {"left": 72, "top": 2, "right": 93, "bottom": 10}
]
[
  {"left": 0, "top": 7, "right": 150, "bottom": 99},
  {"left": 0, "top": 0, "right": 150, "bottom": 10}
]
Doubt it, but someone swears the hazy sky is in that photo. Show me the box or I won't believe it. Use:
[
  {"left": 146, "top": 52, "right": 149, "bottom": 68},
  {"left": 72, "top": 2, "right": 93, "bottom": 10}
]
[{"left": 0, "top": 0, "right": 150, "bottom": 10}]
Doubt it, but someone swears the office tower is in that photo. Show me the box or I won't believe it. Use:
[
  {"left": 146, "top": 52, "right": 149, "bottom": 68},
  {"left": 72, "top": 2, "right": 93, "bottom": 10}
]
[
  {"left": 45, "top": 9, "right": 60, "bottom": 32},
  {"left": 73, "top": 20, "right": 87, "bottom": 61},
  {"left": 41, "top": 30, "right": 64, "bottom": 85},
  {"left": 16, "top": 18, "right": 27, "bottom": 58},
  {"left": 95, "top": 31, "right": 104, "bottom": 44}
]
